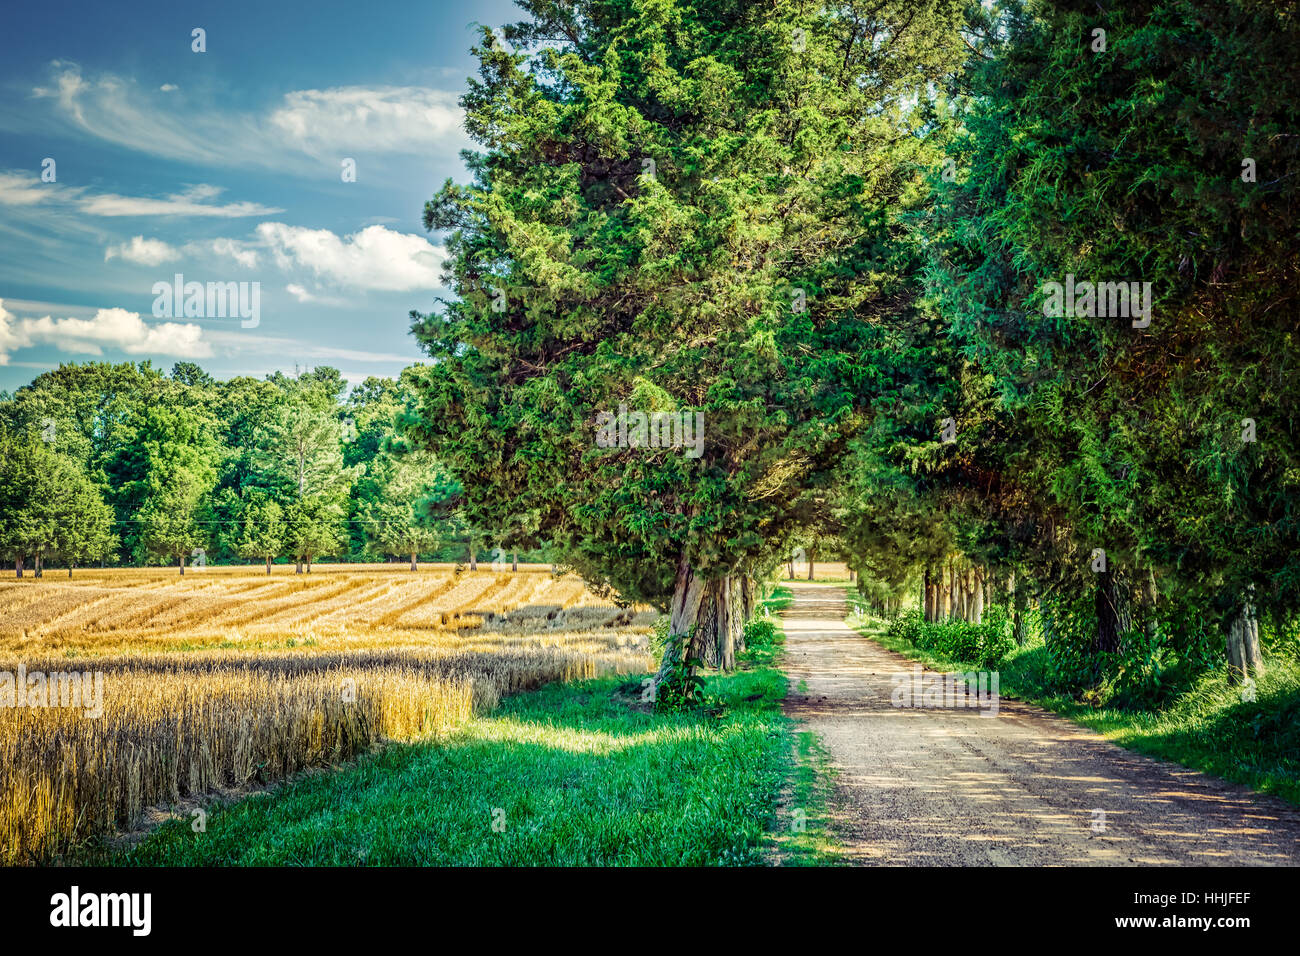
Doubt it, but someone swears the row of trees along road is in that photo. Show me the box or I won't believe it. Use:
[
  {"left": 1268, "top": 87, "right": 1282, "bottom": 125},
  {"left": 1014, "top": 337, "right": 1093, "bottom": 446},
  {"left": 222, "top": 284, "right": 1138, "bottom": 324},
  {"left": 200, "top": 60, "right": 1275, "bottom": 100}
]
[
  {"left": 2, "top": 1, "right": 1294, "bottom": 701},
  {"left": 403, "top": 0, "right": 1299, "bottom": 693}
]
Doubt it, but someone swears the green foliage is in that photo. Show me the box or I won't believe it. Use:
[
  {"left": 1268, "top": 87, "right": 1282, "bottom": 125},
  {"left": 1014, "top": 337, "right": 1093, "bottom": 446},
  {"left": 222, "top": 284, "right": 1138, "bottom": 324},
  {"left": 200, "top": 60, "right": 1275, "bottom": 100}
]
[
  {"left": 232, "top": 491, "right": 286, "bottom": 567},
  {"left": 887, "top": 607, "right": 1014, "bottom": 670},
  {"left": 654, "top": 636, "right": 708, "bottom": 713},
  {"left": 743, "top": 617, "right": 778, "bottom": 651},
  {"left": 0, "top": 362, "right": 480, "bottom": 571},
  {"left": 405, "top": 0, "right": 971, "bottom": 612},
  {"left": 1038, "top": 595, "right": 1221, "bottom": 709},
  {"left": 0, "top": 433, "right": 115, "bottom": 572}
]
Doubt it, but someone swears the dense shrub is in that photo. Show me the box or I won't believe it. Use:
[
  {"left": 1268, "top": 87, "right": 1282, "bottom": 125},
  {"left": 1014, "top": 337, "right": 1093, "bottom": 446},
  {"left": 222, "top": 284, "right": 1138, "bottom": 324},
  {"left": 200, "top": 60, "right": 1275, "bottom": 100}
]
[
  {"left": 743, "top": 617, "right": 778, "bottom": 651},
  {"left": 1040, "top": 596, "right": 1221, "bottom": 709},
  {"left": 886, "top": 608, "right": 1014, "bottom": 669}
]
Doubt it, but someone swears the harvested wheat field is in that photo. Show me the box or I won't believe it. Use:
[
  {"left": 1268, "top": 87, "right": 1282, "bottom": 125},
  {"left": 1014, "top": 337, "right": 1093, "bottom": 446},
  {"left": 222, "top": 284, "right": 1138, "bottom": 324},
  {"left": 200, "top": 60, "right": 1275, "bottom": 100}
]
[{"left": 0, "top": 565, "right": 657, "bottom": 864}]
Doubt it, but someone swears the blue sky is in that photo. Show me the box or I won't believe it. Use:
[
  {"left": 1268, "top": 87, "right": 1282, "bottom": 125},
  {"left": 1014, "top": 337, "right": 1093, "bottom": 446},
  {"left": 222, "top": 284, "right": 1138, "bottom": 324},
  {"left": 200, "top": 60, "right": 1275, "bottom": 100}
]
[{"left": 0, "top": 0, "right": 519, "bottom": 392}]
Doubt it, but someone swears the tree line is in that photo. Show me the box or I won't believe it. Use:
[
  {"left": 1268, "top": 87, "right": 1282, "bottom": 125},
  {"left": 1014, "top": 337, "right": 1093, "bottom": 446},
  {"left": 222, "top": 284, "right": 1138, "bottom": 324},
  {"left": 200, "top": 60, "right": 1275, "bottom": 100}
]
[
  {"left": 0, "top": 361, "right": 520, "bottom": 577},
  {"left": 400, "top": 0, "right": 1298, "bottom": 696}
]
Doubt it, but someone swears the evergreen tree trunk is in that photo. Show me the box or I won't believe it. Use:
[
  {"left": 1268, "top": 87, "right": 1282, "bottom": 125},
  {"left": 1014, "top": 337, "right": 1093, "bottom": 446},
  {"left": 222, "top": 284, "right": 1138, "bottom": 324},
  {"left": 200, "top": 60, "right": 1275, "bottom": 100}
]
[
  {"left": 1011, "top": 574, "right": 1028, "bottom": 646},
  {"left": 653, "top": 552, "right": 706, "bottom": 687},
  {"left": 1226, "top": 586, "right": 1264, "bottom": 683},
  {"left": 1142, "top": 567, "right": 1159, "bottom": 643},
  {"left": 1094, "top": 572, "right": 1130, "bottom": 654},
  {"left": 739, "top": 576, "right": 755, "bottom": 625},
  {"left": 691, "top": 575, "right": 743, "bottom": 670},
  {"left": 926, "top": 565, "right": 939, "bottom": 622},
  {"left": 731, "top": 576, "right": 747, "bottom": 653},
  {"left": 947, "top": 559, "right": 956, "bottom": 620}
]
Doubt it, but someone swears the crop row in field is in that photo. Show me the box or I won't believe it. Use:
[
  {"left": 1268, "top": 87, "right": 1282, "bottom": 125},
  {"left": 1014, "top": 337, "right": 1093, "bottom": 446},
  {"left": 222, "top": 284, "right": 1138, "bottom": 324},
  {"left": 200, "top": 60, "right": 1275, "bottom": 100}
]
[
  {"left": 0, "top": 566, "right": 651, "bottom": 656},
  {"left": 0, "top": 567, "right": 658, "bottom": 864}
]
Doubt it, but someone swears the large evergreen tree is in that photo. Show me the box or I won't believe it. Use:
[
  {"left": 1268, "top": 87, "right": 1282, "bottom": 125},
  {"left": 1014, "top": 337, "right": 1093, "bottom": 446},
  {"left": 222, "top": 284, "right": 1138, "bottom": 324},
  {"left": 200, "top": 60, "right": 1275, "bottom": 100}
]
[
  {"left": 405, "top": 0, "right": 968, "bottom": 677},
  {"left": 926, "top": 0, "right": 1300, "bottom": 677}
]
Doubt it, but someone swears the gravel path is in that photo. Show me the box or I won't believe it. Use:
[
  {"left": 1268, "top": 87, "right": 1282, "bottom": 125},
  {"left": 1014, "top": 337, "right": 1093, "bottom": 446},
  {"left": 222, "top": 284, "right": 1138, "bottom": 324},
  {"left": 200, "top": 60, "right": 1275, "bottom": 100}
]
[{"left": 780, "top": 582, "right": 1300, "bottom": 866}]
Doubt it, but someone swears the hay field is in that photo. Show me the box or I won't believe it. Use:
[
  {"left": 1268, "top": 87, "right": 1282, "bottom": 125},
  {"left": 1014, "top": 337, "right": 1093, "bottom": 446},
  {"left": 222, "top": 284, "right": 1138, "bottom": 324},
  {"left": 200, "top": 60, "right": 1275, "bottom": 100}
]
[{"left": 0, "top": 565, "right": 657, "bottom": 863}]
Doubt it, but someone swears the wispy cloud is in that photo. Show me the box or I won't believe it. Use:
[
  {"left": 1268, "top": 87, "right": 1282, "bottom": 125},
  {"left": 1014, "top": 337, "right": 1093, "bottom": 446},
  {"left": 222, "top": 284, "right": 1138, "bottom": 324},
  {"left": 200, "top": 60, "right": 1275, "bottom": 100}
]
[
  {"left": 81, "top": 184, "right": 283, "bottom": 218},
  {"left": 206, "top": 329, "right": 418, "bottom": 365},
  {"left": 0, "top": 171, "right": 282, "bottom": 218},
  {"left": 92, "top": 221, "right": 446, "bottom": 295},
  {"left": 203, "top": 238, "right": 260, "bottom": 269},
  {"left": 24, "top": 63, "right": 471, "bottom": 170},
  {"left": 283, "top": 284, "right": 348, "bottom": 307},
  {"left": 0, "top": 171, "right": 50, "bottom": 206}
]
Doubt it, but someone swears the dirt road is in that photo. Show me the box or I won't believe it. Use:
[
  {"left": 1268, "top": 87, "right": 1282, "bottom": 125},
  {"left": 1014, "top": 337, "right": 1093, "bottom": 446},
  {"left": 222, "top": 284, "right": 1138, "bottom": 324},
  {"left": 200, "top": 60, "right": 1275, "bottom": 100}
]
[{"left": 780, "top": 582, "right": 1300, "bottom": 865}]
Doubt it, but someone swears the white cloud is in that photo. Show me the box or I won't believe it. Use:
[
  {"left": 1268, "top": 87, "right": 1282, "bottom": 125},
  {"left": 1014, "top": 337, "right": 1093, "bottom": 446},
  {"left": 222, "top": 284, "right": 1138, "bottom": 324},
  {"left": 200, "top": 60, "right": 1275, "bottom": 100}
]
[
  {"left": 268, "top": 86, "right": 465, "bottom": 156},
  {"left": 256, "top": 222, "right": 446, "bottom": 292},
  {"left": 25, "top": 64, "right": 470, "bottom": 169},
  {"left": 282, "top": 284, "right": 351, "bottom": 307},
  {"left": 202, "top": 238, "right": 260, "bottom": 269},
  {"left": 0, "top": 299, "right": 210, "bottom": 364},
  {"left": 0, "top": 302, "right": 28, "bottom": 363},
  {"left": 104, "top": 235, "right": 180, "bottom": 266}
]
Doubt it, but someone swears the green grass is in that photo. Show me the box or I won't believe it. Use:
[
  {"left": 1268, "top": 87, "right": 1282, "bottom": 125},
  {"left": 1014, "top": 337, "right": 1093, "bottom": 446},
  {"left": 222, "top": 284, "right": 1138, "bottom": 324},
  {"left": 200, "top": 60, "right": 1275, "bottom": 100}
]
[
  {"left": 766, "top": 729, "right": 844, "bottom": 866},
  {"left": 759, "top": 584, "right": 843, "bottom": 865},
  {"left": 847, "top": 589, "right": 1300, "bottom": 806},
  {"left": 87, "top": 590, "right": 833, "bottom": 866}
]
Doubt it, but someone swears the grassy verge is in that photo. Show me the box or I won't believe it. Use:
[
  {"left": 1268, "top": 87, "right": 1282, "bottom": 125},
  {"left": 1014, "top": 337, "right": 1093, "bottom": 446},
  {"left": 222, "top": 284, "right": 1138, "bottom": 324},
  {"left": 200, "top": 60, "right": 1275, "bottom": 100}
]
[
  {"left": 846, "top": 587, "right": 1300, "bottom": 806},
  {"left": 88, "top": 591, "right": 824, "bottom": 867},
  {"left": 761, "top": 585, "right": 843, "bottom": 865},
  {"left": 765, "top": 728, "right": 843, "bottom": 866}
]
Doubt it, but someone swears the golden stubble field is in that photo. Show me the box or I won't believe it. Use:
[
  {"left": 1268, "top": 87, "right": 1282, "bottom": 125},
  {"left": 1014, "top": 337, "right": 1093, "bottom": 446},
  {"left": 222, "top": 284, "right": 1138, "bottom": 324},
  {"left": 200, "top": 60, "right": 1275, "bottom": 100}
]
[{"left": 0, "top": 564, "right": 657, "bottom": 864}]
